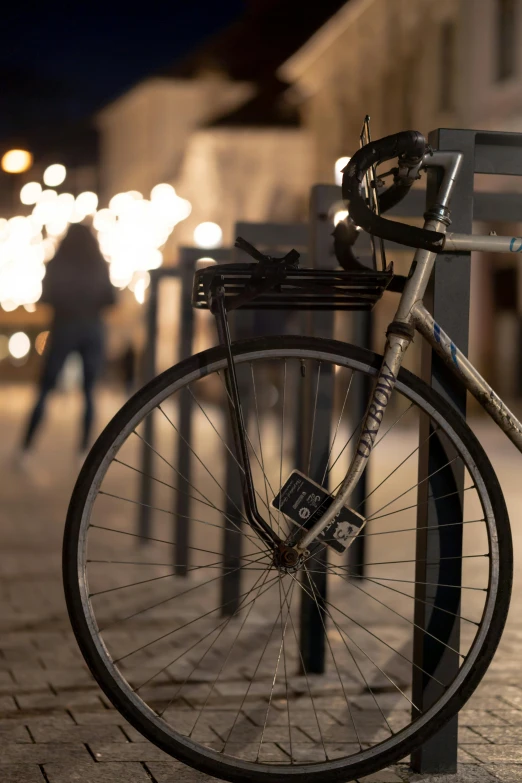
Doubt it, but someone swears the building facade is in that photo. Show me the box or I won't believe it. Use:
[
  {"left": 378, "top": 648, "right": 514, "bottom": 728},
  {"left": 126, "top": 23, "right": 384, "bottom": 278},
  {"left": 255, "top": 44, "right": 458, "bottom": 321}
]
[{"left": 280, "top": 0, "right": 522, "bottom": 397}]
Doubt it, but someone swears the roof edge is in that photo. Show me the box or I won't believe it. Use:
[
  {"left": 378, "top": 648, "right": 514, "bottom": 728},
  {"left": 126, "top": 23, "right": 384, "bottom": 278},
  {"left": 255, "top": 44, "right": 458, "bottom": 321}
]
[{"left": 278, "top": 0, "right": 373, "bottom": 84}]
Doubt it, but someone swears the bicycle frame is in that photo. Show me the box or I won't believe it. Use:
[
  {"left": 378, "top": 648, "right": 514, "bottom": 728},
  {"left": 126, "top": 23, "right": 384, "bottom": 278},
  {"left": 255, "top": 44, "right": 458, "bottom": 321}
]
[{"left": 297, "top": 150, "right": 522, "bottom": 552}]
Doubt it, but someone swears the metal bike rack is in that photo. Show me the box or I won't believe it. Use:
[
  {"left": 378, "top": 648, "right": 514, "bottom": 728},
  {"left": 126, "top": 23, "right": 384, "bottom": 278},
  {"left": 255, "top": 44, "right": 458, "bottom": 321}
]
[
  {"left": 412, "top": 128, "right": 522, "bottom": 775},
  {"left": 138, "top": 246, "right": 232, "bottom": 566},
  {"left": 137, "top": 137, "right": 520, "bottom": 774}
]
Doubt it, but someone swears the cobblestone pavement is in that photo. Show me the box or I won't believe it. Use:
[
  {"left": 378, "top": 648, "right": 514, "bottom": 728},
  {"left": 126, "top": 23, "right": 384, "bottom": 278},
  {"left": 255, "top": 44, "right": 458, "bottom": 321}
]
[{"left": 1, "top": 385, "right": 522, "bottom": 783}]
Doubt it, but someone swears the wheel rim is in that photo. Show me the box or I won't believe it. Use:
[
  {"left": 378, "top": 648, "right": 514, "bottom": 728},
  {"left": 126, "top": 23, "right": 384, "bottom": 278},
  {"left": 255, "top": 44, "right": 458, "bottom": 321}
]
[{"left": 65, "top": 341, "right": 509, "bottom": 781}]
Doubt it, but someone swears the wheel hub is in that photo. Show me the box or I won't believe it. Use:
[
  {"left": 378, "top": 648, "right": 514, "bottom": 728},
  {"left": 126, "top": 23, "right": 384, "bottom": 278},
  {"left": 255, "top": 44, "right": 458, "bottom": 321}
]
[{"left": 273, "top": 542, "right": 303, "bottom": 573}]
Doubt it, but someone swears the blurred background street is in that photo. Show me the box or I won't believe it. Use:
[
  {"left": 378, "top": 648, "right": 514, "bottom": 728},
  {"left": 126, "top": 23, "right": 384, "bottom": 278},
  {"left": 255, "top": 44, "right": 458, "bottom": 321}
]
[{"left": 3, "top": 1, "right": 522, "bottom": 782}]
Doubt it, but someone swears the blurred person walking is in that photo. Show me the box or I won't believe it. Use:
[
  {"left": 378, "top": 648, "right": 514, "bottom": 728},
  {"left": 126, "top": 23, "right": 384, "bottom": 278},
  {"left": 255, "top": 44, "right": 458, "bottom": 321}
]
[{"left": 19, "top": 224, "right": 115, "bottom": 462}]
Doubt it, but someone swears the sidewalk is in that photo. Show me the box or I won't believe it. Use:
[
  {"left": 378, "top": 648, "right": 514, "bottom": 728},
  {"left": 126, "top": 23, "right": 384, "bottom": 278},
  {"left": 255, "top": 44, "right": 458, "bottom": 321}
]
[{"left": 1, "top": 385, "right": 522, "bottom": 783}]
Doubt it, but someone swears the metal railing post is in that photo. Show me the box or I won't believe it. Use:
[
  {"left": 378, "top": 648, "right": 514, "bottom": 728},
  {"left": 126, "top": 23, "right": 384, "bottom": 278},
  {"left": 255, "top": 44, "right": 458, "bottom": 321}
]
[{"left": 411, "top": 128, "right": 474, "bottom": 775}]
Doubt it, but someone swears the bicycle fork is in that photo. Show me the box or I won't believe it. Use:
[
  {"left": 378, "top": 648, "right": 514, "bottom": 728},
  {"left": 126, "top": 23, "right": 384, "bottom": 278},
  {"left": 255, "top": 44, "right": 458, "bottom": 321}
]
[{"left": 296, "top": 329, "right": 412, "bottom": 553}]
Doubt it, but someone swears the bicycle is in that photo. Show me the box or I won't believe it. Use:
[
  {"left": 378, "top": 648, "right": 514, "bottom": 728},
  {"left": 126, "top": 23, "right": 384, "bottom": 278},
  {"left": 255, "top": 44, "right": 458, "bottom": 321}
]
[{"left": 63, "top": 127, "right": 516, "bottom": 782}]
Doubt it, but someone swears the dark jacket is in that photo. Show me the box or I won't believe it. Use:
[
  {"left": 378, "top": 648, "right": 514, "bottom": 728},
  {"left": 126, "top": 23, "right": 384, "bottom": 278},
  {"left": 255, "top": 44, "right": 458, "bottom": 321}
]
[{"left": 41, "top": 224, "right": 115, "bottom": 321}]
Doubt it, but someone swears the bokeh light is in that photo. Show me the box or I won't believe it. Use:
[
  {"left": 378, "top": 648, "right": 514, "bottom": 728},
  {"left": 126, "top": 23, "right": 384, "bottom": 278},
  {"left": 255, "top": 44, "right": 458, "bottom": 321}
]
[
  {"left": 334, "top": 156, "right": 350, "bottom": 186},
  {"left": 333, "top": 209, "right": 349, "bottom": 226},
  {"left": 20, "top": 182, "right": 42, "bottom": 205},
  {"left": 35, "top": 331, "right": 50, "bottom": 356},
  {"left": 0, "top": 181, "right": 191, "bottom": 307},
  {"left": 0, "top": 334, "right": 8, "bottom": 360},
  {"left": 0, "top": 215, "right": 47, "bottom": 310},
  {"left": 1, "top": 150, "right": 33, "bottom": 174},
  {"left": 95, "top": 187, "right": 192, "bottom": 289},
  {"left": 8, "top": 332, "right": 30, "bottom": 359},
  {"left": 193, "top": 222, "right": 223, "bottom": 249},
  {"left": 43, "top": 164, "right": 66, "bottom": 187},
  {"left": 75, "top": 192, "right": 98, "bottom": 216}
]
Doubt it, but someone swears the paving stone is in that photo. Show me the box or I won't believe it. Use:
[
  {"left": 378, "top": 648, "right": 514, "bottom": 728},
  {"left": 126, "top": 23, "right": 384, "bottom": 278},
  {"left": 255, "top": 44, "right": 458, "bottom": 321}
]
[
  {"left": 44, "top": 760, "right": 152, "bottom": 782},
  {"left": 0, "top": 671, "right": 16, "bottom": 693},
  {"left": 69, "top": 709, "right": 127, "bottom": 725},
  {"left": 0, "top": 723, "right": 32, "bottom": 742},
  {"left": 463, "top": 744, "right": 522, "bottom": 762},
  {"left": 0, "top": 744, "right": 92, "bottom": 763},
  {"left": 408, "top": 764, "right": 498, "bottom": 782},
  {"left": 458, "top": 727, "right": 490, "bottom": 744},
  {"left": 0, "top": 695, "right": 19, "bottom": 713},
  {"left": 16, "top": 691, "right": 103, "bottom": 710},
  {"left": 0, "top": 765, "right": 46, "bottom": 783},
  {"left": 146, "top": 761, "right": 223, "bottom": 782},
  {"left": 30, "top": 724, "right": 127, "bottom": 743},
  {"left": 459, "top": 710, "right": 512, "bottom": 726},
  {"left": 358, "top": 768, "right": 404, "bottom": 783},
  {"left": 471, "top": 724, "right": 522, "bottom": 743},
  {"left": 88, "top": 741, "right": 171, "bottom": 761},
  {"left": 244, "top": 707, "right": 337, "bottom": 727},
  {"left": 211, "top": 723, "right": 311, "bottom": 743},
  {"left": 484, "top": 766, "right": 522, "bottom": 781},
  {"left": 489, "top": 709, "right": 522, "bottom": 724}
]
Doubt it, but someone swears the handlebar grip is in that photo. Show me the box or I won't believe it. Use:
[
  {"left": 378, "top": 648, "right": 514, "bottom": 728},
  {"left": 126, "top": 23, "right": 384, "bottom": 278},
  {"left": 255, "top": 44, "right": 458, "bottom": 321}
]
[{"left": 342, "top": 131, "right": 446, "bottom": 252}]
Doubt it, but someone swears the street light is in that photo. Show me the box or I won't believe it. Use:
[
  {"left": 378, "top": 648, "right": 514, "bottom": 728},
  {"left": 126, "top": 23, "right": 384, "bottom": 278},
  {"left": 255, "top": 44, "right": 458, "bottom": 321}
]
[
  {"left": 8, "top": 332, "right": 31, "bottom": 359},
  {"left": 1, "top": 149, "right": 33, "bottom": 174},
  {"left": 20, "top": 182, "right": 42, "bottom": 205},
  {"left": 43, "top": 163, "right": 66, "bottom": 187},
  {"left": 334, "top": 156, "right": 350, "bottom": 187},
  {"left": 193, "top": 222, "right": 223, "bottom": 249},
  {"left": 333, "top": 209, "right": 349, "bottom": 226}
]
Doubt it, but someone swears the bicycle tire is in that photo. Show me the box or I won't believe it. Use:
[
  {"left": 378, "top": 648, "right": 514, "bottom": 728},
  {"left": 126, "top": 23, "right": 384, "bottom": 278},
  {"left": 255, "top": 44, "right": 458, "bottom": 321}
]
[{"left": 63, "top": 335, "right": 512, "bottom": 782}]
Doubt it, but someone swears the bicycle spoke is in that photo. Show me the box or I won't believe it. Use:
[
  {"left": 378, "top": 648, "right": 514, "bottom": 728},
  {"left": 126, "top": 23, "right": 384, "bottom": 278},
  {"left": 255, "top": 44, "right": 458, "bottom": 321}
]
[
  {"left": 368, "top": 486, "right": 476, "bottom": 523},
  {"left": 97, "top": 556, "right": 269, "bottom": 632},
  {"left": 303, "top": 565, "right": 363, "bottom": 750},
  {"left": 358, "top": 574, "right": 479, "bottom": 626},
  {"left": 365, "top": 455, "right": 460, "bottom": 521},
  {"left": 316, "top": 517, "right": 485, "bottom": 542},
  {"left": 294, "top": 570, "right": 423, "bottom": 714},
  {"left": 250, "top": 362, "right": 278, "bottom": 535},
  {"left": 186, "top": 569, "right": 274, "bottom": 733},
  {"left": 291, "top": 573, "right": 395, "bottom": 732},
  {"left": 158, "top": 404, "right": 247, "bottom": 525},
  {"left": 185, "top": 385, "right": 274, "bottom": 518},
  {"left": 223, "top": 576, "right": 294, "bottom": 749},
  {"left": 321, "top": 370, "right": 354, "bottom": 485},
  {"left": 132, "top": 430, "right": 266, "bottom": 554},
  {"left": 136, "top": 567, "right": 273, "bottom": 700},
  {"left": 280, "top": 581, "right": 329, "bottom": 760},
  {"left": 277, "top": 359, "right": 287, "bottom": 537},
  {"left": 347, "top": 576, "right": 464, "bottom": 658},
  {"left": 216, "top": 369, "right": 279, "bottom": 499},
  {"left": 307, "top": 361, "right": 321, "bottom": 476},
  {"left": 353, "top": 425, "right": 438, "bottom": 512},
  {"left": 90, "top": 552, "right": 268, "bottom": 599},
  {"left": 113, "top": 573, "right": 281, "bottom": 665},
  {"left": 306, "top": 572, "right": 448, "bottom": 686},
  {"left": 98, "top": 490, "right": 265, "bottom": 552},
  {"left": 256, "top": 578, "right": 295, "bottom": 763},
  {"left": 138, "top": 576, "right": 279, "bottom": 705}
]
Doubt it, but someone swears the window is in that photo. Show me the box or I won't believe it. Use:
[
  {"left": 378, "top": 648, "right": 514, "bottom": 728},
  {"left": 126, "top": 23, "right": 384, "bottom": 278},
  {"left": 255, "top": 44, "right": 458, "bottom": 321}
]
[
  {"left": 439, "top": 21, "right": 456, "bottom": 112},
  {"left": 496, "top": 0, "right": 517, "bottom": 81}
]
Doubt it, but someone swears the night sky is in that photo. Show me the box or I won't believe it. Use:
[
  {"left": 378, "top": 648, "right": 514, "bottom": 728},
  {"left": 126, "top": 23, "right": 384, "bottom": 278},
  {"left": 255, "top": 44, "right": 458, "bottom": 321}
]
[{"left": 0, "top": 2, "right": 245, "bottom": 145}]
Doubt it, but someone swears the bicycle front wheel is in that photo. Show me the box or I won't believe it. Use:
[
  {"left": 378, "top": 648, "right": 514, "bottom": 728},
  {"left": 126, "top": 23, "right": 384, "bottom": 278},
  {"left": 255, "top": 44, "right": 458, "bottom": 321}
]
[{"left": 63, "top": 335, "right": 512, "bottom": 782}]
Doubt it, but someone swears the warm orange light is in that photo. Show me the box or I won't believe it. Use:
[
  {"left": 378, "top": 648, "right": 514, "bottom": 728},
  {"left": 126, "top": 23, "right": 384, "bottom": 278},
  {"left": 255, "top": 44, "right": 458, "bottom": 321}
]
[{"left": 1, "top": 149, "right": 33, "bottom": 174}]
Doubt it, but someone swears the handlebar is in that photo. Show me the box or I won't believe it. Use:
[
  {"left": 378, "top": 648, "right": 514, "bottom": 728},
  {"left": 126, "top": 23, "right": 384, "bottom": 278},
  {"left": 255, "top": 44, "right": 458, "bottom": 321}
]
[{"left": 342, "top": 130, "right": 446, "bottom": 252}]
